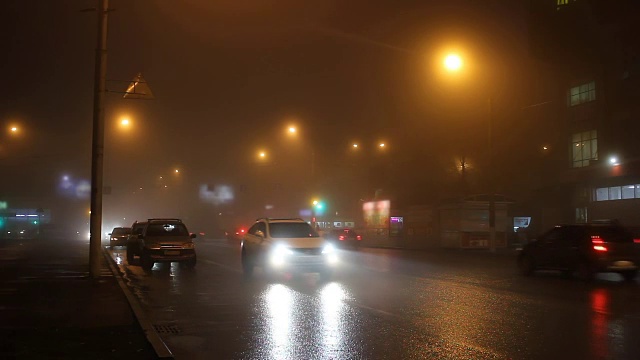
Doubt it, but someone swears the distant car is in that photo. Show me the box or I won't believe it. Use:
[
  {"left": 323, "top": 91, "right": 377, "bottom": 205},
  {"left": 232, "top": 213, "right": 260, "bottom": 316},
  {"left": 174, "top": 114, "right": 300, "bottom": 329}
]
[
  {"left": 125, "top": 218, "right": 197, "bottom": 270},
  {"left": 108, "top": 227, "right": 131, "bottom": 248},
  {"left": 517, "top": 223, "right": 640, "bottom": 281},
  {"left": 324, "top": 228, "right": 362, "bottom": 247},
  {"left": 241, "top": 218, "right": 338, "bottom": 280}
]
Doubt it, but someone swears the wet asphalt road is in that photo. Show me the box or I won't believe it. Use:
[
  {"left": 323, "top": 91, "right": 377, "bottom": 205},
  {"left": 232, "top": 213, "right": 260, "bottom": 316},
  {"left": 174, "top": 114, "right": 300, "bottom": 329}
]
[{"left": 108, "top": 239, "right": 640, "bottom": 360}]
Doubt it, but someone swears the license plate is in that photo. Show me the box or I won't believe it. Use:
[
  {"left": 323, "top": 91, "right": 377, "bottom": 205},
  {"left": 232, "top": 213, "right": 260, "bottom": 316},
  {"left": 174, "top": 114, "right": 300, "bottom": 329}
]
[{"left": 164, "top": 250, "right": 180, "bottom": 256}]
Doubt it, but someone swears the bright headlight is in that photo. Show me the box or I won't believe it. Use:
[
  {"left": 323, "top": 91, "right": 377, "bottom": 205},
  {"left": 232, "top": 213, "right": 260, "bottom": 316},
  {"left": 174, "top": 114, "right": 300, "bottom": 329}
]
[
  {"left": 271, "top": 244, "right": 293, "bottom": 267},
  {"left": 322, "top": 243, "right": 335, "bottom": 254},
  {"left": 273, "top": 244, "right": 293, "bottom": 256}
]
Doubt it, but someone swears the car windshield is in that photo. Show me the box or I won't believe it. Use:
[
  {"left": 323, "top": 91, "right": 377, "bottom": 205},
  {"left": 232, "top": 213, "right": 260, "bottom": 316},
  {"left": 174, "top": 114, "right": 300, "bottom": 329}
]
[
  {"left": 146, "top": 223, "right": 189, "bottom": 236},
  {"left": 111, "top": 228, "right": 131, "bottom": 236},
  {"left": 588, "top": 226, "right": 634, "bottom": 243},
  {"left": 269, "top": 223, "right": 319, "bottom": 238}
]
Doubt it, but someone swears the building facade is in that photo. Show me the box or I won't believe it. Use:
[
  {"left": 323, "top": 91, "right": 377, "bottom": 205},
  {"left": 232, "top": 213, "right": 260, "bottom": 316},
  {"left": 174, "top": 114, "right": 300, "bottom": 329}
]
[{"left": 528, "top": 0, "right": 640, "bottom": 228}]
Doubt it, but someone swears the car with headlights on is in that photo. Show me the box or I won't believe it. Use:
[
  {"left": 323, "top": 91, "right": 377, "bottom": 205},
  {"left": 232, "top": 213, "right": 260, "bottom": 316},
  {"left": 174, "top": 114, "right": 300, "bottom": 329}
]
[
  {"left": 241, "top": 218, "right": 338, "bottom": 279},
  {"left": 517, "top": 223, "right": 639, "bottom": 281},
  {"left": 108, "top": 227, "right": 131, "bottom": 248},
  {"left": 125, "top": 218, "right": 196, "bottom": 270}
]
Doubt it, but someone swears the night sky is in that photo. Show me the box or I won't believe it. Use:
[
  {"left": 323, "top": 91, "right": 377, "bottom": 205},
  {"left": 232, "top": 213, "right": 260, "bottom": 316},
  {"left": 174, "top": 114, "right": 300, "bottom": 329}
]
[{"left": 0, "top": 0, "right": 536, "bottom": 233}]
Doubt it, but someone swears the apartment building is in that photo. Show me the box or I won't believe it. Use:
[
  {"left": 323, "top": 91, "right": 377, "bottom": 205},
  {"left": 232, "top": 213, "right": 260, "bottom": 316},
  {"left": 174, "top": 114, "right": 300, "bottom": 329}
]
[{"left": 527, "top": 0, "right": 640, "bottom": 227}]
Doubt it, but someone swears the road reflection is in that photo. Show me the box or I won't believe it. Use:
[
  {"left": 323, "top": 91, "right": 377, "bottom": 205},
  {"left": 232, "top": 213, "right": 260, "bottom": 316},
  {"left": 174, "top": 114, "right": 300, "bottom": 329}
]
[
  {"left": 590, "top": 288, "right": 610, "bottom": 359},
  {"left": 320, "top": 282, "right": 348, "bottom": 356},
  {"left": 258, "top": 281, "right": 353, "bottom": 359},
  {"left": 265, "top": 284, "right": 294, "bottom": 359}
]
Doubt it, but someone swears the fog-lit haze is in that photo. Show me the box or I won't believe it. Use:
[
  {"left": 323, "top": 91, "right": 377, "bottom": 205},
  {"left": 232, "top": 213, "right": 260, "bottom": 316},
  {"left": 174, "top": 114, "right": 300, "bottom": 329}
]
[{"left": 0, "top": 0, "right": 537, "bottom": 235}]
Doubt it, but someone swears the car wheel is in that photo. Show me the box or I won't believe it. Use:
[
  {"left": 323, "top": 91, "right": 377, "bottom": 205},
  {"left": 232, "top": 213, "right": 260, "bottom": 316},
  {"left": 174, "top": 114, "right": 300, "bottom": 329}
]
[
  {"left": 518, "top": 254, "right": 535, "bottom": 276},
  {"left": 621, "top": 270, "right": 638, "bottom": 282},
  {"left": 241, "top": 248, "right": 254, "bottom": 277},
  {"left": 576, "top": 261, "right": 595, "bottom": 282},
  {"left": 141, "top": 252, "right": 154, "bottom": 271}
]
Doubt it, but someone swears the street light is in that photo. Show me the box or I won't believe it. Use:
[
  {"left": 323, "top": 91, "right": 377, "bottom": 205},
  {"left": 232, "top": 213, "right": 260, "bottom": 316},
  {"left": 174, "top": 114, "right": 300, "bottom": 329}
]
[
  {"left": 444, "top": 54, "right": 463, "bottom": 72},
  {"left": 444, "top": 53, "right": 497, "bottom": 252},
  {"left": 283, "top": 124, "right": 315, "bottom": 178}
]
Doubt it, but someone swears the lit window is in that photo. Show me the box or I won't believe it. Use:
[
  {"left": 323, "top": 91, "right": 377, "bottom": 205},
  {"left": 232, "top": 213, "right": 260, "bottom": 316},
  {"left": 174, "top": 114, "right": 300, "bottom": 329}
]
[
  {"left": 622, "top": 185, "right": 635, "bottom": 199},
  {"left": 557, "top": 0, "right": 577, "bottom": 10},
  {"left": 575, "top": 207, "right": 588, "bottom": 223},
  {"left": 595, "top": 185, "right": 640, "bottom": 202},
  {"left": 572, "top": 130, "right": 598, "bottom": 168},
  {"left": 568, "top": 81, "right": 596, "bottom": 106},
  {"left": 595, "top": 188, "right": 609, "bottom": 201},
  {"left": 609, "top": 187, "right": 622, "bottom": 200}
]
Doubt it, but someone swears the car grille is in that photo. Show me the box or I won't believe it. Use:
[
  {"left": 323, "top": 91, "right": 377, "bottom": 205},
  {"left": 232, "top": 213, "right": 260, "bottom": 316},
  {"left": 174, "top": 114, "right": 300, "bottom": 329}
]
[
  {"left": 159, "top": 244, "right": 183, "bottom": 249},
  {"left": 292, "top": 248, "right": 322, "bottom": 255}
]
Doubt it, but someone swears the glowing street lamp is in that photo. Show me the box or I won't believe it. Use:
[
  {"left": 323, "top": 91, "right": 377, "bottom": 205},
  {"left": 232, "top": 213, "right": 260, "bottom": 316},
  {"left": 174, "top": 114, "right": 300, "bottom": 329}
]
[
  {"left": 442, "top": 52, "right": 496, "bottom": 252},
  {"left": 444, "top": 54, "right": 463, "bottom": 72},
  {"left": 352, "top": 143, "right": 359, "bottom": 148},
  {"left": 609, "top": 156, "right": 620, "bottom": 166}
]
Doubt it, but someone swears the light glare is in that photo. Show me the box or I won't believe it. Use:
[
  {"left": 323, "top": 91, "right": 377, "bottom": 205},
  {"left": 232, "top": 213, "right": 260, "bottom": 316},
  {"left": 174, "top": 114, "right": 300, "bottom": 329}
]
[{"left": 444, "top": 54, "right": 463, "bottom": 71}]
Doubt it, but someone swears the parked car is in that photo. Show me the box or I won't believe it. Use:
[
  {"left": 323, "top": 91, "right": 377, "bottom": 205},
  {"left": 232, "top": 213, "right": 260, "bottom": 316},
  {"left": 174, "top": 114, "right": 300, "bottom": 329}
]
[
  {"left": 241, "top": 218, "right": 338, "bottom": 280},
  {"left": 126, "top": 218, "right": 196, "bottom": 270},
  {"left": 108, "top": 227, "right": 131, "bottom": 248},
  {"left": 517, "top": 223, "right": 639, "bottom": 281},
  {"left": 324, "top": 228, "right": 362, "bottom": 247}
]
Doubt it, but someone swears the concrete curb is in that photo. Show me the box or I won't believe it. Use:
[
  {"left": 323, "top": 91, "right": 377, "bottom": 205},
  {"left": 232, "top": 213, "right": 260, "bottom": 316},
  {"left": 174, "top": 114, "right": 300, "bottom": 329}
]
[{"left": 101, "top": 247, "right": 174, "bottom": 359}]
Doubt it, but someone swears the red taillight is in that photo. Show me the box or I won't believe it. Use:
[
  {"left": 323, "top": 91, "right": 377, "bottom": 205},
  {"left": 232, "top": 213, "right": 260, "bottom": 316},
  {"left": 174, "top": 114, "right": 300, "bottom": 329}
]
[
  {"left": 634, "top": 239, "right": 640, "bottom": 244},
  {"left": 240, "top": 229, "right": 245, "bottom": 233},
  {"left": 591, "top": 236, "right": 607, "bottom": 251},
  {"left": 356, "top": 235, "right": 362, "bottom": 240},
  {"left": 339, "top": 235, "right": 345, "bottom": 241}
]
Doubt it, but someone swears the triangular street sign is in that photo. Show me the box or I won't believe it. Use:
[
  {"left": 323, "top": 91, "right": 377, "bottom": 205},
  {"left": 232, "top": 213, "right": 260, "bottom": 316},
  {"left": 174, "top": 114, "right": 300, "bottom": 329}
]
[{"left": 123, "top": 72, "right": 154, "bottom": 100}]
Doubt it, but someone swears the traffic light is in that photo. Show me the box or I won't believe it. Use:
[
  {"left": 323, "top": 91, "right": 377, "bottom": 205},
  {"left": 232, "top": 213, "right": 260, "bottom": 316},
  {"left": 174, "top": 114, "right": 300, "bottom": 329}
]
[{"left": 311, "top": 199, "right": 326, "bottom": 215}]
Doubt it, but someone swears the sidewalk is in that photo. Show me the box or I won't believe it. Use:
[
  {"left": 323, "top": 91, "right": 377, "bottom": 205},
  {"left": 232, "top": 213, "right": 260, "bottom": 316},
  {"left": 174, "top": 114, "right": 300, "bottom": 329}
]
[{"left": 0, "top": 237, "right": 157, "bottom": 359}]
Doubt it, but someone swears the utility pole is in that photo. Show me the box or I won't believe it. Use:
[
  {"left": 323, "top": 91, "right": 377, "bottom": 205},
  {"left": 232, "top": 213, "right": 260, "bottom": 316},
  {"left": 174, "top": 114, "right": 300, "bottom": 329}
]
[
  {"left": 89, "top": 0, "right": 109, "bottom": 278},
  {"left": 488, "top": 96, "right": 496, "bottom": 252}
]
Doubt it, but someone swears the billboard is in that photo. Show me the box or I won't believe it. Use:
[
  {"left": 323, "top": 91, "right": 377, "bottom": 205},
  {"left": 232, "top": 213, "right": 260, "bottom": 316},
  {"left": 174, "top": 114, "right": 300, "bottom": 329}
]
[{"left": 363, "top": 200, "right": 390, "bottom": 229}]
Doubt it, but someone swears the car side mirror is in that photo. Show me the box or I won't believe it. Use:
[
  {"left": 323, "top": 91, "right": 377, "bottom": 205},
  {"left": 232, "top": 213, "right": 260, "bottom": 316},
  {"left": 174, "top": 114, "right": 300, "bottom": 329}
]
[
  {"left": 190, "top": 233, "right": 196, "bottom": 239},
  {"left": 108, "top": 233, "right": 112, "bottom": 236},
  {"left": 255, "top": 230, "right": 265, "bottom": 238}
]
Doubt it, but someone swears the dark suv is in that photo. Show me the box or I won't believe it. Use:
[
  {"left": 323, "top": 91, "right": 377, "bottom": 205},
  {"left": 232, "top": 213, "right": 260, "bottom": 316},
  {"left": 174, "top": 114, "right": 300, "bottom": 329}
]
[
  {"left": 126, "top": 218, "right": 196, "bottom": 270},
  {"left": 517, "top": 224, "right": 639, "bottom": 281}
]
